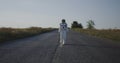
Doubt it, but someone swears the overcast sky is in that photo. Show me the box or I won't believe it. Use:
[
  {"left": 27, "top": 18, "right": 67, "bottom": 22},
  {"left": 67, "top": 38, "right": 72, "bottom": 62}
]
[{"left": 0, "top": 0, "right": 120, "bottom": 29}]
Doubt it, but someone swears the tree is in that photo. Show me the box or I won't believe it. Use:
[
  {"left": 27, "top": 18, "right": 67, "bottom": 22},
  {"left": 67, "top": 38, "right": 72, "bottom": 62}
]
[
  {"left": 71, "top": 21, "right": 78, "bottom": 28},
  {"left": 78, "top": 23, "right": 83, "bottom": 29},
  {"left": 71, "top": 21, "right": 83, "bottom": 29},
  {"left": 87, "top": 20, "right": 95, "bottom": 29}
]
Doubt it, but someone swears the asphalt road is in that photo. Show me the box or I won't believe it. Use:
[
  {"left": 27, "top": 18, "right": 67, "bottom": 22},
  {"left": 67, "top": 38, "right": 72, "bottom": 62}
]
[{"left": 0, "top": 30, "right": 120, "bottom": 63}]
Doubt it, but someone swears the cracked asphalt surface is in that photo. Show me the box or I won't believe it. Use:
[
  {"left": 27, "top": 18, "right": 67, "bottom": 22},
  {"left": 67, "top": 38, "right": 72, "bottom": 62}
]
[{"left": 0, "top": 30, "right": 120, "bottom": 63}]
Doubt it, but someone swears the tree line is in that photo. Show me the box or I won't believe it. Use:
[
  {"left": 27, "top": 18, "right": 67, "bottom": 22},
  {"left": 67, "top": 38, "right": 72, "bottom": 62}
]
[{"left": 71, "top": 20, "right": 95, "bottom": 29}]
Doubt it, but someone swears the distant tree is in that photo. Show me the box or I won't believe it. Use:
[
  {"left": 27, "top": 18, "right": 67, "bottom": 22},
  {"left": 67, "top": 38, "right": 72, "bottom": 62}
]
[
  {"left": 78, "top": 23, "right": 83, "bottom": 29},
  {"left": 87, "top": 20, "right": 95, "bottom": 29},
  {"left": 71, "top": 21, "right": 83, "bottom": 29},
  {"left": 71, "top": 21, "right": 78, "bottom": 28}
]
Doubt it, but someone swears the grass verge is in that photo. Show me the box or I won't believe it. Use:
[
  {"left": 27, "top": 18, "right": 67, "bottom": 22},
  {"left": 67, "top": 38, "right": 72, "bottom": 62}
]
[
  {"left": 72, "top": 28, "right": 120, "bottom": 42},
  {"left": 0, "top": 27, "right": 55, "bottom": 43}
]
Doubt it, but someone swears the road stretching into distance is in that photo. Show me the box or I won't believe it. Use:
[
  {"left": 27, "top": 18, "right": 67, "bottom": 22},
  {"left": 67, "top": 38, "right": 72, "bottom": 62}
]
[{"left": 0, "top": 30, "right": 120, "bottom": 63}]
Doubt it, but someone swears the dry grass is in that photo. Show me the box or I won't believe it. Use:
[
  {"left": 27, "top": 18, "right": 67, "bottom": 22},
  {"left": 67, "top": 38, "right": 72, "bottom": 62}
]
[
  {"left": 0, "top": 27, "right": 54, "bottom": 43},
  {"left": 73, "top": 28, "right": 120, "bottom": 42}
]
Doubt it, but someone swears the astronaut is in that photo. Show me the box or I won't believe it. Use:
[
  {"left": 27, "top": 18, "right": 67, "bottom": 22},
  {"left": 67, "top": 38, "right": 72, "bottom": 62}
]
[{"left": 59, "top": 19, "right": 68, "bottom": 45}]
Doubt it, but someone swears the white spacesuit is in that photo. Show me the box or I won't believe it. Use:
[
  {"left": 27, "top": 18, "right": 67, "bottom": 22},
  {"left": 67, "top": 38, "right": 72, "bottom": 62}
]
[{"left": 59, "top": 20, "right": 68, "bottom": 45}]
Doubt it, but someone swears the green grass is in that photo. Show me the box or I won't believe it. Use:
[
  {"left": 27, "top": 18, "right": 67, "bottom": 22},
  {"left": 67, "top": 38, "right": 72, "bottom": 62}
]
[
  {"left": 72, "top": 28, "right": 120, "bottom": 42},
  {"left": 0, "top": 27, "right": 55, "bottom": 43}
]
